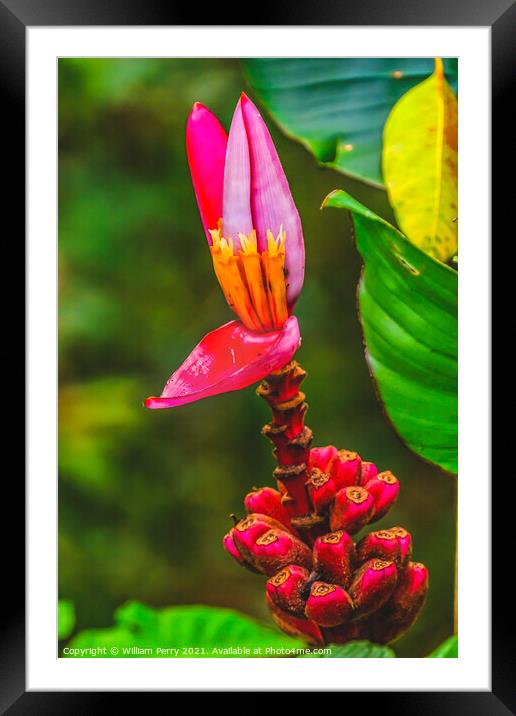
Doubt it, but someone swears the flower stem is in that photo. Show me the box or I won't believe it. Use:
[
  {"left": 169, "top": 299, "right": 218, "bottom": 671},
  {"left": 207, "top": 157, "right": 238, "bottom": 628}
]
[{"left": 257, "top": 360, "right": 316, "bottom": 522}]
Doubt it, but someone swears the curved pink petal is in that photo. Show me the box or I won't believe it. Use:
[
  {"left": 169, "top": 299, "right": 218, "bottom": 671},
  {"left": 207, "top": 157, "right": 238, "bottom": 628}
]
[
  {"left": 222, "top": 99, "right": 253, "bottom": 240},
  {"left": 240, "top": 93, "right": 305, "bottom": 309},
  {"left": 186, "top": 103, "right": 227, "bottom": 243},
  {"left": 144, "top": 315, "right": 301, "bottom": 409}
]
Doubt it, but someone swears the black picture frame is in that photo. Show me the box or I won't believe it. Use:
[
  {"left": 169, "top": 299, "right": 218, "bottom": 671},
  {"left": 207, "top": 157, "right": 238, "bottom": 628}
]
[{"left": 3, "top": 0, "right": 508, "bottom": 708}]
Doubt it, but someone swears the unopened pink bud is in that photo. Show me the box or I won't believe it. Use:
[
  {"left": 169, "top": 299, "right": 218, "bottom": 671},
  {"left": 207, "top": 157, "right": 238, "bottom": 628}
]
[
  {"left": 389, "top": 526, "right": 412, "bottom": 564},
  {"left": 306, "top": 468, "right": 337, "bottom": 513},
  {"left": 328, "top": 449, "right": 362, "bottom": 490},
  {"left": 349, "top": 558, "right": 398, "bottom": 618},
  {"left": 244, "top": 486, "right": 293, "bottom": 531},
  {"left": 305, "top": 581, "right": 354, "bottom": 627},
  {"left": 222, "top": 530, "right": 259, "bottom": 573},
  {"left": 266, "top": 593, "right": 324, "bottom": 645},
  {"left": 223, "top": 530, "right": 245, "bottom": 563},
  {"left": 266, "top": 565, "right": 311, "bottom": 616},
  {"left": 359, "top": 461, "right": 379, "bottom": 485},
  {"left": 248, "top": 526, "right": 312, "bottom": 576},
  {"left": 356, "top": 527, "right": 412, "bottom": 568},
  {"left": 231, "top": 513, "right": 288, "bottom": 563},
  {"left": 313, "top": 530, "right": 356, "bottom": 587},
  {"left": 368, "top": 561, "right": 429, "bottom": 643},
  {"left": 308, "top": 445, "right": 338, "bottom": 472},
  {"left": 329, "top": 486, "right": 375, "bottom": 534},
  {"left": 363, "top": 471, "right": 399, "bottom": 522},
  {"left": 389, "top": 561, "right": 429, "bottom": 620}
]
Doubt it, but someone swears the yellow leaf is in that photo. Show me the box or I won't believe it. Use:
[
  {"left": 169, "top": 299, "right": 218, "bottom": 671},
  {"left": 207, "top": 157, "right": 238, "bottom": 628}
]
[{"left": 382, "top": 58, "right": 458, "bottom": 262}]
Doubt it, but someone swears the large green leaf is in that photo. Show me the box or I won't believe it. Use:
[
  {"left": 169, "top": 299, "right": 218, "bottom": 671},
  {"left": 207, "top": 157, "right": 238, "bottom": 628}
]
[
  {"left": 322, "top": 190, "right": 457, "bottom": 474},
  {"left": 320, "top": 641, "right": 396, "bottom": 658},
  {"left": 63, "top": 602, "right": 305, "bottom": 657},
  {"left": 383, "top": 59, "right": 458, "bottom": 262},
  {"left": 243, "top": 58, "right": 458, "bottom": 187},
  {"left": 428, "top": 634, "right": 458, "bottom": 657}
]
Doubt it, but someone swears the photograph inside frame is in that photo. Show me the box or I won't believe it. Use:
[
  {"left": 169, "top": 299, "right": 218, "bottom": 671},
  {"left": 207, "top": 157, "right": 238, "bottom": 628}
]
[{"left": 57, "top": 57, "right": 458, "bottom": 660}]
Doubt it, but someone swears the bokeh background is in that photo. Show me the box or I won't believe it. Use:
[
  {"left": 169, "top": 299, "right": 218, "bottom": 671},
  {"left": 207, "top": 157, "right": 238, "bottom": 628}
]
[{"left": 58, "top": 58, "right": 455, "bottom": 657}]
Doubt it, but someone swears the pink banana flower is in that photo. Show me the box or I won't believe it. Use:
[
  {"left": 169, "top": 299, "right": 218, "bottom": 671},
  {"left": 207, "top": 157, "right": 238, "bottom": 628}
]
[{"left": 145, "top": 93, "right": 305, "bottom": 409}]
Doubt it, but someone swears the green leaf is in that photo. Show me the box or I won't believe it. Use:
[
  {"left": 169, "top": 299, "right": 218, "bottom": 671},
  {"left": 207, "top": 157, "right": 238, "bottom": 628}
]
[
  {"left": 383, "top": 59, "right": 458, "bottom": 262},
  {"left": 322, "top": 190, "right": 457, "bottom": 474},
  {"left": 58, "top": 600, "right": 76, "bottom": 640},
  {"left": 322, "top": 641, "right": 396, "bottom": 658},
  {"left": 63, "top": 602, "right": 306, "bottom": 657},
  {"left": 428, "top": 634, "right": 458, "bottom": 657},
  {"left": 243, "top": 58, "right": 457, "bottom": 187}
]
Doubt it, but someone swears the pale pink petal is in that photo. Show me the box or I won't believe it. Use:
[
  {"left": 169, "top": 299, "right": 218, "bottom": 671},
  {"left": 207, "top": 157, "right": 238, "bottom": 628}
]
[
  {"left": 222, "top": 99, "right": 253, "bottom": 240},
  {"left": 186, "top": 103, "right": 227, "bottom": 243},
  {"left": 144, "top": 316, "right": 301, "bottom": 409},
  {"left": 240, "top": 93, "right": 305, "bottom": 309}
]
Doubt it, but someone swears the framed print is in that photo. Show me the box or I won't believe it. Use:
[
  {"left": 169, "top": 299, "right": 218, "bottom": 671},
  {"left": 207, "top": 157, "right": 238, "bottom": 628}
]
[{"left": 2, "top": 0, "right": 508, "bottom": 707}]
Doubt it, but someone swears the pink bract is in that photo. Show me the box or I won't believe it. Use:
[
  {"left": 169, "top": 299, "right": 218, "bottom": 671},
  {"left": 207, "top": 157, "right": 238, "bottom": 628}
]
[
  {"left": 186, "top": 102, "right": 227, "bottom": 243},
  {"left": 239, "top": 94, "right": 305, "bottom": 309},
  {"left": 188, "top": 93, "right": 305, "bottom": 309},
  {"left": 145, "top": 316, "right": 301, "bottom": 409}
]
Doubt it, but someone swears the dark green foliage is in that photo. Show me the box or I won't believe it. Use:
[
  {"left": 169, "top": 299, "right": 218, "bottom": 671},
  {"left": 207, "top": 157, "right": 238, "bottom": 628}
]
[{"left": 244, "top": 58, "right": 458, "bottom": 186}]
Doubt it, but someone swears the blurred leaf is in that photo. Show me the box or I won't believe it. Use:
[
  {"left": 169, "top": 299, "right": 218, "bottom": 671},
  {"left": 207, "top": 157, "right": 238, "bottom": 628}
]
[
  {"left": 243, "top": 58, "right": 457, "bottom": 187},
  {"left": 323, "top": 190, "right": 457, "bottom": 474},
  {"left": 382, "top": 59, "right": 458, "bottom": 262},
  {"left": 428, "top": 634, "right": 458, "bottom": 657},
  {"left": 305, "top": 640, "right": 396, "bottom": 658},
  {"left": 58, "top": 377, "right": 141, "bottom": 491},
  {"left": 59, "top": 58, "right": 164, "bottom": 105},
  {"left": 59, "top": 378, "right": 140, "bottom": 432},
  {"left": 58, "top": 600, "right": 76, "bottom": 640},
  {"left": 64, "top": 602, "right": 305, "bottom": 657}
]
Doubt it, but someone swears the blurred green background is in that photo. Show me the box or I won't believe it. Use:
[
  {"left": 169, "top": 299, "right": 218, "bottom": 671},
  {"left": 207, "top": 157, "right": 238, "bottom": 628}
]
[{"left": 58, "top": 58, "right": 455, "bottom": 657}]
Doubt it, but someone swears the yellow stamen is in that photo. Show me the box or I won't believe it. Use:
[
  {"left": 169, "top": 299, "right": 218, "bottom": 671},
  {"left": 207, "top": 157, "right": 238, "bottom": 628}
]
[
  {"left": 238, "top": 230, "right": 258, "bottom": 255},
  {"left": 209, "top": 223, "right": 289, "bottom": 332},
  {"left": 266, "top": 226, "right": 286, "bottom": 257},
  {"left": 211, "top": 237, "right": 262, "bottom": 331},
  {"left": 237, "top": 231, "right": 273, "bottom": 330},
  {"left": 209, "top": 228, "right": 221, "bottom": 246},
  {"left": 262, "top": 229, "right": 289, "bottom": 328},
  {"left": 219, "top": 237, "right": 234, "bottom": 262}
]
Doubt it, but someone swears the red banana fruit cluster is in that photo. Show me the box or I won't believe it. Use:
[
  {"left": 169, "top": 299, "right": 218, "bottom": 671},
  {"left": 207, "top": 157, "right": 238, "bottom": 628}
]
[{"left": 223, "top": 449, "right": 428, "bottom": 646}]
